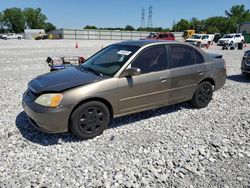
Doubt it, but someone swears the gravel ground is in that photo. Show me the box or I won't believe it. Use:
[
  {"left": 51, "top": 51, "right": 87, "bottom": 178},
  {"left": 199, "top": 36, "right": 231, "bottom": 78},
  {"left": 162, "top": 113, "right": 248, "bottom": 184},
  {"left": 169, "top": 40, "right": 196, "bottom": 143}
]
[{"left": 0, "top": 40, "right": 249, "bottom": 188}]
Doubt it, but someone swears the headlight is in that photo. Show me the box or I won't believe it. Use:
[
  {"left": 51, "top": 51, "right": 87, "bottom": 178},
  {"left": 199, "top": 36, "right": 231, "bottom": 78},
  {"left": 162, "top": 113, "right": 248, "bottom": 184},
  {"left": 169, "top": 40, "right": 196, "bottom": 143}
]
[{"left": 35, "top": 93, "right": 63, "bottom": 107}]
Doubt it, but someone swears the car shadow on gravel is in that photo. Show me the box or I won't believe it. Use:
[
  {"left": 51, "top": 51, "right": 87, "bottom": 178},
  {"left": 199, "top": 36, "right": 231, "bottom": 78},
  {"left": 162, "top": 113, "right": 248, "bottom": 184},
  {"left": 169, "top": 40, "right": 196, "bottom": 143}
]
[
  {"left": 109, "top": 102, "right": 192, "bottom": 129},
  {"left": 16, "top": 103, "right": 192, "bottom": 146},
  {"left": 227, "top": 74, "right": 250, "bottom": 83},
  {"left": 16, "top": 111, "right": 79, "bottom": 146}
]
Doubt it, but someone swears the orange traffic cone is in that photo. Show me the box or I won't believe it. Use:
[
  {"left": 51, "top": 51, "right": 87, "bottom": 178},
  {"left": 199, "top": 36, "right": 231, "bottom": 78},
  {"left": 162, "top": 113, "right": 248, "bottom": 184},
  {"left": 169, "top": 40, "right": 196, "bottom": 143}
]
[{"left": 75, "top": 42, "right": 79, "bottom": 48}]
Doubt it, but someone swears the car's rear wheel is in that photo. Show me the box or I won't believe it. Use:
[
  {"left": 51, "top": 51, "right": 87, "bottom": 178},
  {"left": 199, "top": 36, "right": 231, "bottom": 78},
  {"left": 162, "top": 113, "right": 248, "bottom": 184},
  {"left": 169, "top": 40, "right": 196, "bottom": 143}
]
[
  {"left": 17, "top": 37, "right": 21, "bottom": 40},
  {"left": 70, "top": 101, "right": 110, "bottom": 139},
  {"left": 191, "top": 81, "right": 213, "bottom": 108}
]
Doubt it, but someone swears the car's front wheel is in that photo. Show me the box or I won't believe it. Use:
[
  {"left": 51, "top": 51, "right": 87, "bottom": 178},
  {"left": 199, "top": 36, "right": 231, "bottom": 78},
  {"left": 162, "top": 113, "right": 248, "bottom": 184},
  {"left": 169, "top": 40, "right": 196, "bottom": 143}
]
[
  {"left": 191, "top": 81, "right": 213, "bottom": 108},
  {"left": 70, "top": 101, "right": 110, "bottom": 139},
  {"left": 244, "top": 73, "right": 250, "bottom": 79}
]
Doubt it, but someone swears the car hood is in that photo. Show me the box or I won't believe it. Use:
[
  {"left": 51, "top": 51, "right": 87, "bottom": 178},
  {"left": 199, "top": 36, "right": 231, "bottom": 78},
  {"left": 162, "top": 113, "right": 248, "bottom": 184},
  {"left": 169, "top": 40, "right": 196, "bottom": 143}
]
[{"left": 28, "top": 67, "right": 104, "bottom": 94}]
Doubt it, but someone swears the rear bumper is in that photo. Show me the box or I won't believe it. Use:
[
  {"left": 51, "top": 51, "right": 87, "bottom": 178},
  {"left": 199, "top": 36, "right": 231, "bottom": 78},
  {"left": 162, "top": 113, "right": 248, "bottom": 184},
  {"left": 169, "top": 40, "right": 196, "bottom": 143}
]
[{"left": 22, "top": 99, "right": 70, "bottom": 133}]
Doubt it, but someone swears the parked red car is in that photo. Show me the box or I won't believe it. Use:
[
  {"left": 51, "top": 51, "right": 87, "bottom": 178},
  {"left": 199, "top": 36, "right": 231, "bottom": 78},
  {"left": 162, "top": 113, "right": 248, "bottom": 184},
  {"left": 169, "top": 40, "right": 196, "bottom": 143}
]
[{"left": 145, "top": 32, "right": 175, "bottom": 40}]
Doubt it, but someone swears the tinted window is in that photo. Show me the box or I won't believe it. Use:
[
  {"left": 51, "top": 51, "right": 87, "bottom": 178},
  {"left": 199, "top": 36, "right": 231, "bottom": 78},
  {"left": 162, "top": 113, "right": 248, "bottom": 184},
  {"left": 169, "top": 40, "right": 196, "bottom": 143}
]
[
  {"left": 169, "top": 45, "right": 195, "bottom": 68},
  {"left": 235, "top": 34, "right": 241, "bottom": 37},
  {"left": 132, "top": 45, "right": 168, "bottom": 74},
  {"left": 194, "top": 50, "right": 204, "bottom": 64}
]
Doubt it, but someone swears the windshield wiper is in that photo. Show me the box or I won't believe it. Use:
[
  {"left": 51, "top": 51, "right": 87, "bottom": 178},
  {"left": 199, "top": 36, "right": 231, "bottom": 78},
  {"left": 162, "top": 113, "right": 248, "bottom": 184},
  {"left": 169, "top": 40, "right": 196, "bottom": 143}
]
[{"left": 82, "top": 66, "right": 103, "bottom": 77}]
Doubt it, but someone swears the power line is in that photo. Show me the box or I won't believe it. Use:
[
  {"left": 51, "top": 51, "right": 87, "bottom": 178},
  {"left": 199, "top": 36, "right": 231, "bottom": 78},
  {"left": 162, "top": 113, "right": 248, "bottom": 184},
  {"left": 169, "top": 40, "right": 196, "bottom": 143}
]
[
  {"left": 140, "top": 8, "right": 145, "bottom": 28},
  {"left": 147, "top": 6, "right": 153, "bottom": 28}
]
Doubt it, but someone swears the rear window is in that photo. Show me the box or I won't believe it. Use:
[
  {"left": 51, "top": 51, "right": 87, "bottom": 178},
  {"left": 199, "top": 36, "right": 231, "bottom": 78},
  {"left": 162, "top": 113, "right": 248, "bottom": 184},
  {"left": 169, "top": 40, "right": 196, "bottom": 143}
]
[
  {"left": 169, "top": 33, "right": 174, "bottom": 37},
  {"left": 169, "top": 45, "right": 195, "bottom": 68}
]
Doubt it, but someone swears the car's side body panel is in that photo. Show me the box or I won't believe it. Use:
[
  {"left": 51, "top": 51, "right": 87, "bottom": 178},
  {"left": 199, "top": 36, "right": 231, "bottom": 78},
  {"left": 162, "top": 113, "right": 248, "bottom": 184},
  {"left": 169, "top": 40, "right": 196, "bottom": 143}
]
[{"left": 117, "top": 70, "right": 171, "bottom": 115}]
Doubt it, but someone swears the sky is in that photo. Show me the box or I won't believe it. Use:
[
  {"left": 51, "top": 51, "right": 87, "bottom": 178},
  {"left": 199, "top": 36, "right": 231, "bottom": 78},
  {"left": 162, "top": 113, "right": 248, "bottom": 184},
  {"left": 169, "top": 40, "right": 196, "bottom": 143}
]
[{"left": 0, "top": 0, "right": 249, "bottom": 29}]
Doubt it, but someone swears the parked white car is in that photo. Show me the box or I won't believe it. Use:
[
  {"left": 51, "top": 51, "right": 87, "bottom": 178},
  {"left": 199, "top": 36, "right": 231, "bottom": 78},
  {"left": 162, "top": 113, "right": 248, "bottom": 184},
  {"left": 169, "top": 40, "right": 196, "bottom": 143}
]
[
  {"left": 217, "top": 33, "right": 244, "bottom": 46},
  {"left": 185, "top": 34, "right": 210, "bottom": 47},
  {"left": 2, "top": 33, "right": 23, "bottom": 40}
]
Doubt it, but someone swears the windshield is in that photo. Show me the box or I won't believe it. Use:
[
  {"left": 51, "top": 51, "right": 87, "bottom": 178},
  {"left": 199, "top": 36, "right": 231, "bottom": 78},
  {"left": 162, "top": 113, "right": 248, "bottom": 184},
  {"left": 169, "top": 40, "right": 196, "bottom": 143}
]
[
  {"left": 147, "top": 33, "right": 157, "bottom": 38},
  {"left": 191, "top": 35, "right": 201, "bottom": 39},
  {"left": 223, "top": 35, "right": 233, "bottom": 38},
  {"left": 80, "top": 44, "right": 139, "bottom": 77}
]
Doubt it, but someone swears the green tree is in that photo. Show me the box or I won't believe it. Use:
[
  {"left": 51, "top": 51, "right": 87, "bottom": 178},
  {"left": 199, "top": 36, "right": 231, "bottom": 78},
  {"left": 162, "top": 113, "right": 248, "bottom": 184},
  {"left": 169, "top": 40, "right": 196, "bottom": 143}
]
[
  {"left": 189, "top": 17, "right": 202, "bottom": 30},
  {"left": 3, "top": 8, "right": 25, "bottom": 33},
  {"left": 225, "top": 4, "right": 250, "bottom": 23},
  {"left": 172, "top": 19, "right": 189, "bottom": 31},
  {"left": 23, "top": 8, "right": 47, "bottom": 29},
  {"left": 84, "top": 25, "right": 97, "bottom": 29},
  {"left": 204, "top": 16, "right": 229, "bottom": 34},
  {"left": 124, "top": 25, "right": 135, "bottom": 31},
  {"left": 44, "top": 22, "right": 56, "bottom": 32},
  {"left": 0, "top": 12, "right": 4, "bottom": 33}
]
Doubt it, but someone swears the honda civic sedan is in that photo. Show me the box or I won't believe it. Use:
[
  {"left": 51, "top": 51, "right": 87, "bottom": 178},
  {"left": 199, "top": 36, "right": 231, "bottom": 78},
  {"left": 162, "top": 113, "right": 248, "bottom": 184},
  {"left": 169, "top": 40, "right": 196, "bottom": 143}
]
[{"left": 22, "top": 40, "right": 226, "bottom": 139}]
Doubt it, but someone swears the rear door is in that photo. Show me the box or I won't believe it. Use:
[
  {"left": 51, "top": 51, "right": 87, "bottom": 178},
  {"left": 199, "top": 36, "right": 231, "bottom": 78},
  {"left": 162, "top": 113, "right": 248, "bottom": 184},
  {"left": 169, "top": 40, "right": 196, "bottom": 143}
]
[
  {"left": 168, "top": 44, "right": 206, "bottom": 104},
  {"left": 117, "top": 45, "right": 171, "bottom": 114}
]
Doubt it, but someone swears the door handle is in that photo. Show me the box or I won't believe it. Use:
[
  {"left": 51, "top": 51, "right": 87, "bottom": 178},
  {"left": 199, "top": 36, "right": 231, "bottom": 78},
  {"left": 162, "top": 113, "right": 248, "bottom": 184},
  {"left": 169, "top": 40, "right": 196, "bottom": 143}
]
[
  {"left": 160, "top": 76, "right": 168, "bottom": 83},
  {"left": 197, "top": 71, "right": 204, "bottom": 76}
]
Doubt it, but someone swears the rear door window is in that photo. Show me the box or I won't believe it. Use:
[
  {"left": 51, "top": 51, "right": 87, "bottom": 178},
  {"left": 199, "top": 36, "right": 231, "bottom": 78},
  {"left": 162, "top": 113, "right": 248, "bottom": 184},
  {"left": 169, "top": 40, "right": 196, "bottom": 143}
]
[
  {"left": 194, "top": 50, "right": 204, "bottom": 64},
  {"left": 169, "top": 45, "right": 195, "bottom": 68}
]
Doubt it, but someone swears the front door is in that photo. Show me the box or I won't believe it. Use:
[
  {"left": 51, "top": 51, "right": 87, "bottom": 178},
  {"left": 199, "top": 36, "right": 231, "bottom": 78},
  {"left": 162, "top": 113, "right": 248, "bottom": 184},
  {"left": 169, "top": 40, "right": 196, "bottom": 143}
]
[{"left": 117, "top": 45, "right": 171, "bottom": 115}]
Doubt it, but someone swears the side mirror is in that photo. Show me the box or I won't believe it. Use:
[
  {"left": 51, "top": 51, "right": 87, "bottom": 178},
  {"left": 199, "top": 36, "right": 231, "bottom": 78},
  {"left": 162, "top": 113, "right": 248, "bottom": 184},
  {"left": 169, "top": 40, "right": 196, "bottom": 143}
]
[{"left": 121, "top": 67, "right": 141, "bottom": 77}]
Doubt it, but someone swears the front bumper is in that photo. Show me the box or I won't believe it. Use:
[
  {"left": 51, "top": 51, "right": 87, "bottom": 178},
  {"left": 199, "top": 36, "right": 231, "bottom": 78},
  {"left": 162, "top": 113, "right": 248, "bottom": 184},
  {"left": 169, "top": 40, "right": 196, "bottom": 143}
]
[
  {"left": 22, "top": 93, "right": 71, "bottom": 133},
  {"left": 217, "top": 41, "right": 229, "bottom": 46}
]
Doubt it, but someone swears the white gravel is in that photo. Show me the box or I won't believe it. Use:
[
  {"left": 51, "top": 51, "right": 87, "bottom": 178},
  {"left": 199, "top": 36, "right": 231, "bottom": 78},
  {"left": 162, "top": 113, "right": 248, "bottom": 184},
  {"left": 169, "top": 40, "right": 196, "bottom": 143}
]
[{"left": 0, "top": 40, "right": 249, "bottom": 187}]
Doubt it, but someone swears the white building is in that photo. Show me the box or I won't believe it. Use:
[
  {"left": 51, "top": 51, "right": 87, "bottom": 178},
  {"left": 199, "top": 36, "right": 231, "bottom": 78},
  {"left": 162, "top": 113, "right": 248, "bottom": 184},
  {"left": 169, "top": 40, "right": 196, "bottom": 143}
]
[{"left": 24, "top": 29, "right": 45, "bottom": 39}]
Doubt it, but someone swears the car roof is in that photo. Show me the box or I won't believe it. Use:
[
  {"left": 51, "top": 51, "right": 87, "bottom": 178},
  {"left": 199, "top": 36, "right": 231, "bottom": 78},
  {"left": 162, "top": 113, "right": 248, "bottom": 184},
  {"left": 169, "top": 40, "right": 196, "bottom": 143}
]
[{"left": 116, "top": 40, "right": 179, "bottom": 47}]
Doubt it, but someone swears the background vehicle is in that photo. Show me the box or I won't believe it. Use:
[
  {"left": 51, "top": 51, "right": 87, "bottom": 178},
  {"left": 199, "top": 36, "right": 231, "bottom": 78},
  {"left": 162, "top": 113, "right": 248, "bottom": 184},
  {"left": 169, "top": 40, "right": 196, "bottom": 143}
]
[
  {"left": 144, "top": 32, "right": 175, "bottom": 40},
  {"left": 22, "top": 40, "right": 226, "bottom": 139},
  {"left": 34, "top": 34, "right": 48, "bottom": 40},
  {"left": 183, "top": 30, "right": 195, "bottom": 40},
  {"left": 213, "top": 33, "right": 223, "bottom": 43},
  {"left": 2, "top": 33, "right": 23, "bottom": 40},
  {"left": 217, "top": 33, "right": 244, "bottom": 46},
  {"left": 241, "top": 50, "right": 250, "bottom": 78},
  {"left": 185, "top": 34, "right": 210, "bottom": 47}
]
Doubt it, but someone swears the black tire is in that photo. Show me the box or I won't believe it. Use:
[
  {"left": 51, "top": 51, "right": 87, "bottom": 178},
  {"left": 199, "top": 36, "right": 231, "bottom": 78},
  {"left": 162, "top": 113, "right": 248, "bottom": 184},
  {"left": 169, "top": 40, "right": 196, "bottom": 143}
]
[
  {"left": 191, "top": 81, "right": 213, "bottom": 108},
  {"left": 3, "top": 37, "right": 7, "bottom": 40},
  {"left": 70, "top": 101, "right": 110, "bottom": 139},
  {"left": 17, "top": 37, "right": 21, "bottom": 40},
  {"left": 245, "top": 73, "right": 250, "bottom": 79}
]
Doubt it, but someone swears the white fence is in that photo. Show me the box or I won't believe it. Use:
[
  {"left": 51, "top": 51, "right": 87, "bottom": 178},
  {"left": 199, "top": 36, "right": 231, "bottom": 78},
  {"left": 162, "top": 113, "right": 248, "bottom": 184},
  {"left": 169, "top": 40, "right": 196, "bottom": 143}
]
[{"left": 50, "top": 29, "right": 183, "bottom": 41}]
